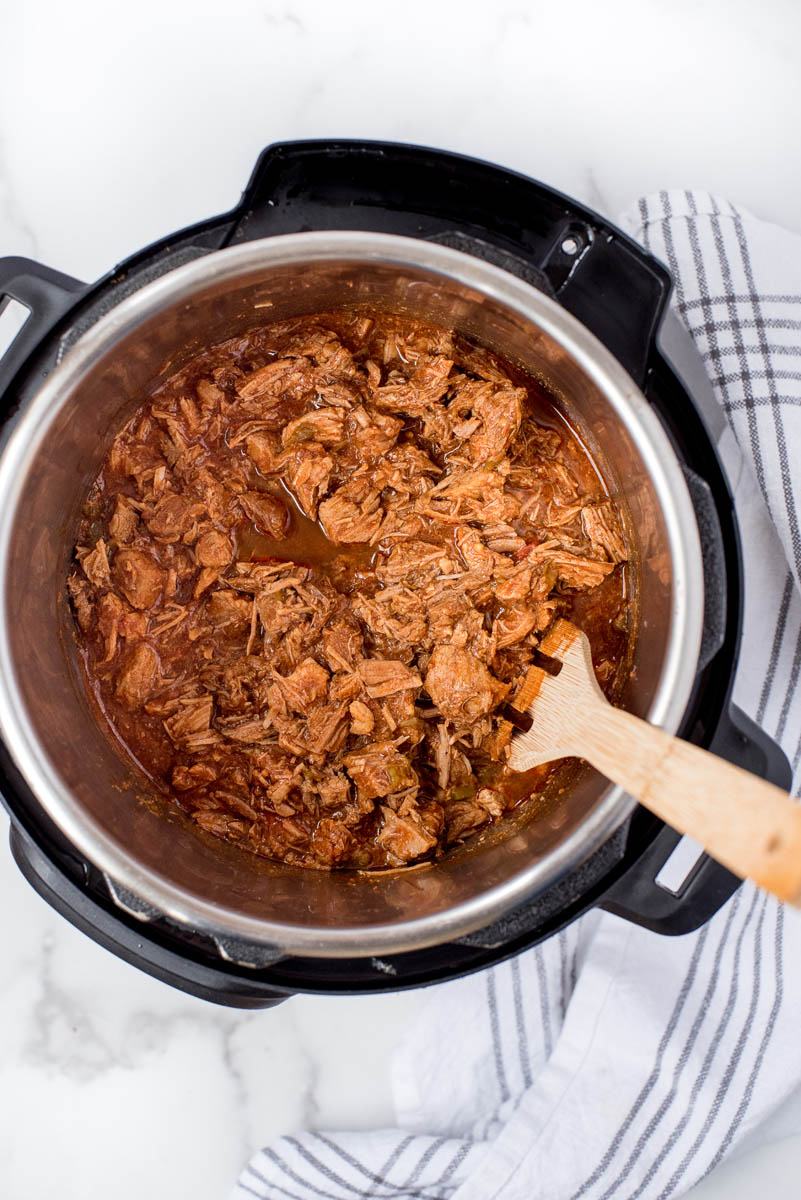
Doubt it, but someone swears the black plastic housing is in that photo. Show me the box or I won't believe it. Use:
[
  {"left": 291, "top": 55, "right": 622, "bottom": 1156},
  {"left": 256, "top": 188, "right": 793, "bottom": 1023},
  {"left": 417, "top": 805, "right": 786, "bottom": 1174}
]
[{"left": 0, "top": 141, "right": 790, "bottom": 1008}]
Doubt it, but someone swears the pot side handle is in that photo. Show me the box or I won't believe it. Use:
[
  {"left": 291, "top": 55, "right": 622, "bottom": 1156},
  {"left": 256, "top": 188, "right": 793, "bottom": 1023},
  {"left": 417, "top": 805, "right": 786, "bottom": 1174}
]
[
  {"left": 8, "top": 823, "right": 288, "bottom": 1010},
  {"left": 599, "top": 705, "right": 792, "bottom": 934},
  {"left": 0, "top": 257, "right": 86, "bottom": 403}
]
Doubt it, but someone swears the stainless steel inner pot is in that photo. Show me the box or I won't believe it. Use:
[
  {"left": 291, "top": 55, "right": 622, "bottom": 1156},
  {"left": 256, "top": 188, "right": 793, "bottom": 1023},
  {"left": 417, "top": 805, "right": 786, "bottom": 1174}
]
[{"left": 0, "top": 233, "right": 704, "bottom": 956}]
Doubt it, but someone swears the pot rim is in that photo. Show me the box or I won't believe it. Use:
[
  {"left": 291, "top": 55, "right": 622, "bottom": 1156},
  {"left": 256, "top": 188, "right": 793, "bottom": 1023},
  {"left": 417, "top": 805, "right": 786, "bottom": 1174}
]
[{"left": 0, "top": 231, "right": 704, "bottom": 956}]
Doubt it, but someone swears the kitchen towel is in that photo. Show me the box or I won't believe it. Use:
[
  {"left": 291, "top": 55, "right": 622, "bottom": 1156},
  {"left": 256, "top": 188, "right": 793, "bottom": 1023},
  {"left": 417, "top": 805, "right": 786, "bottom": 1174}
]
[{"left": 231, "top": 192, "right": 801, "bottom": 1200}]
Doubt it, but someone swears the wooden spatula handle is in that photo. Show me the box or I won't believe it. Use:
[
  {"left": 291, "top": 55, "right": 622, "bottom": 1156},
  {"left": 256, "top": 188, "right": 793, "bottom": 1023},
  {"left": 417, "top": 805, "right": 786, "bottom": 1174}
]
[
  {"left": 576, "top": 696, "right": 801, "bottom": 904},
  {"left": 510, "top": 620, "right": 801, "bottom": 905}
]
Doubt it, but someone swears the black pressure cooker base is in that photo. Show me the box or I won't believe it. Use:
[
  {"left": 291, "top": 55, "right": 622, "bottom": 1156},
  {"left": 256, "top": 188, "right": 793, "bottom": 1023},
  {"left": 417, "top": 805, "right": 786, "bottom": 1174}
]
[
  {"left": 0, "top": 141, "right": 791, "bottom": 1008},
  {"left": 3, "top": 701, "right": 788, "bottom": 1009}
]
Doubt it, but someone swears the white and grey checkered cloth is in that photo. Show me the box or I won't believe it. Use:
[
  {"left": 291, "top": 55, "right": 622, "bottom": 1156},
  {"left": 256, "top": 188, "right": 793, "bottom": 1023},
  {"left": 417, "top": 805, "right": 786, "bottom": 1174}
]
[{"left": 231, "top": 192, "right": 801, "bottom": 1200}]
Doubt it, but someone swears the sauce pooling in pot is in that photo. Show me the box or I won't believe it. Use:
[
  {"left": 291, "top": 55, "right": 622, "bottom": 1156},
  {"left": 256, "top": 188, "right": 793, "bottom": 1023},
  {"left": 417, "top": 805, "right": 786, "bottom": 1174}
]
[{"left": 67, "top": 311, "right": 631, "bottom": 870}]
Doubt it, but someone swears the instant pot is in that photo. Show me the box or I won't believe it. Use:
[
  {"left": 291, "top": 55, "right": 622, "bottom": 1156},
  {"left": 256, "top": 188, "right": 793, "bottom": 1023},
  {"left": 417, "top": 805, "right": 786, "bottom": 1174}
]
[{"left": 0, "top": 141, "right": 790, "bottom": 1008}]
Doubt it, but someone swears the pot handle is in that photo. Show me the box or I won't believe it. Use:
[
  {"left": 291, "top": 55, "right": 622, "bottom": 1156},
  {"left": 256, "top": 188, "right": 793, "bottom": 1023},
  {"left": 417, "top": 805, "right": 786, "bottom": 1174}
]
[
  {"left": 0, "top": 257, "right": 86, "bottom": 401},
  {"left": 599, "top": 705, "right": 792, "bottom": 933},
  {"left": 7, "top": 823, "right": 288, "bottom": 1009}
]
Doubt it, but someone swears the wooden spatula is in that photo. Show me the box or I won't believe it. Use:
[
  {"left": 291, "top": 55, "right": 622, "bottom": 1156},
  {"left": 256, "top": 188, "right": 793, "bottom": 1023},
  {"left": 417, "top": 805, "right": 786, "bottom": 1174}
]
[{"left": 508, "top": 619, "right": 801, "bottom": 905}]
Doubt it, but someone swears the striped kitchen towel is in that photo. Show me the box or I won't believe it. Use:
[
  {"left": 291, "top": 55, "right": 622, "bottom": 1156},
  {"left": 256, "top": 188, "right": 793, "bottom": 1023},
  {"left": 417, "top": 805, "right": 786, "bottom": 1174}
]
[{"left": 231, "top": 192, "right": 801, "bottom": 1200}]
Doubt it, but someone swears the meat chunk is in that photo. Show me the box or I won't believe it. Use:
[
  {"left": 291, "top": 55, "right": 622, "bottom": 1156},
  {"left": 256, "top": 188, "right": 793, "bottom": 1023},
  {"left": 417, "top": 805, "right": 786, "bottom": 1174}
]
[
  {"left": 373, "top": 443, "right": 441, "bottom": 495},
  {"left": 147, "top": 493, "right": 204, "bottom": 540},
  {"left": 275, "top": 657, "right": 329, "bottom": 714},
  {"left": 322, "top": 616, "right": 363, "bottom": 672},
  {"left": 475, "top": 786, "right": 505, "bottom": 817},
  {"left": 424, "top": 646, "right": 508, "bottom": 723},
  {"left": 79, "top": 539, "right": 112, "bottom": 588},
  {"left": 351, "top": 589, "right": 428, "bottom": 647},
  {"left": 430, "top": 600, "right": 492, "bottom": 661},
  {"left": 196, "top": 378, "right": 224, "bottom": 410},
  {"left": 224, "top": 719, "right": 271, "bottom": 744},
  {"left": 468, "top": 386, "right": 524, "bottom": 465},
  {"left": 108, "top": 439, "right": 164, "bottom": 489},
  {"left": 281, "top": 443, "right": 333, "bottom": 519},
  {"left": 236, "top": 359, "right": 313, "bottom": 407},
  {"left": 96, "top": 592, "right": 147, "bottom": 661},
  {"left": 113, "top": 549, "right": 164, "bottom": 610},
  {"left": 319, "top": 482, "right": 382, "bottom": 544},
  {"left": 238, "top": 491, "right": 289, "bottom": 538},
  {"left": 186, "top": 467, "right": 232, "bottom": 522},
  {"left": 349, "top": 408, "right": 403, "bottom": 461},
  {"left": 67, "top": 573, "right": 93, "bottom": 631},
  {"left": 375, "top": 806, "right": 437, "bottom": 863},
  {"left": 206, "top": 589, "right": 252, "bottom": 629},
  {"left": 97, "top": 592, "right": 125, "bottom": 661},
  {"left": 550, "top": 550, "right": 616, "bottom": 590},
  {"left": 445, "top": 800, "right": 491, "bottom": 842},
  {"left": 454, "top": 525, "right": 504, "bottom": 573},
  {"left": 356, "top": 659, "right": 422, "bottom": 699},
  {"left": 379, "top": 325, "right": 454, "bottom": 366},
  {"left": 494, "top": 560, "right": 547, "bottom": 602},
  {"left": 349, "top": 699, "right": 375, "bottom": 735},
  {"left": 306, "top": 701, "right": 351, "bottom": 756},
  {"left": 109, "top": 496, "right": 139, "bottom": 544},
  {"left": 375, "top": 540, "right": 456, "bottom": 586},
  {"left": 282, "top": 409, "right": 346, "bottom": 448},
  {"left": 373, "top": 355, "right": 453, "bottom": 416},
  {"left": 416, "top": 466, "right": 520, "bottom": 525},
  {"left": 343, "top": 742, "right": 418, "bottom": 801},
  {"left": 115, "top": 643, "right": 159, "bottom": 710},
  {"left": 245, "top": 431, "right": 282, "bottom": 475},
  {"left": 172, "top": 761, "right": 217, "bottom": 791},
  {"left": 164, "top": 694, "right": 214, "bottom": 745},
  {"left": 495, "top": 604, "right": 538, "bottom": 648},
  {"left": 311, "top": 818, "right": 354, "bottom": 866},
  {"left": 196, "top": 530, "right": 233, "bottom": 567},
  {"left": 581, "top": 502, "right": 628, "bottom": 563}
]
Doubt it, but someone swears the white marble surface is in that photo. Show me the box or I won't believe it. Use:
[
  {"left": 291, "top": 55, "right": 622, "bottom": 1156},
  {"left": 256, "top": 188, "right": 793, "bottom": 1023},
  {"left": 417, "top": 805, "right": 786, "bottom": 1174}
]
[{"left": 1, "top": 1, "right": 801, "bottom": 1196}]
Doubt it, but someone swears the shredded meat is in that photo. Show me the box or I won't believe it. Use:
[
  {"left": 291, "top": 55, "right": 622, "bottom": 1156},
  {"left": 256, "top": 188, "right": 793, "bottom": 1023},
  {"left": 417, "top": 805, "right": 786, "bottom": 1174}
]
[
  {"left": 115, "top": 643, "right": 160, "bottom": 710},
  {"left": 344, "top": 741, "right": 419, "bottom": 801},
  {"left": 281, "top": 444, "right": 332, "bottom": 519},
  {"left": 282, "top": 409, "right": 346, "bottom": 447},
  {"left": 109, "top": 497, "right": 139, "bottom": 543},
  {"left": 112, "top": 549, "right": 164, "bottom": 610},
  {"left": 275, "top": 657, "right": 329, "bottom": 713},
  {"left": 69, "top": 311, "right": 630, "bottom": 870},
  {"left": 319, "top": 483, "right": 383, "bottom": 544},
  {"left": 146, "top": 493, "right": 205, "bottom": 540},
  {"left": 196, "top": 529, "right": 233, "bottom": 567},
  {"left": 375, "top": 806, "right": 438, "bottom": 864},
  {"left": 581, "top": 501, "right": 628, "bottom": 563},
  {"left": 425, "top": 646, "right": 509, "bottom": 723},
  {"left": 238, "top": 492, "right": 289, "bottom": 538},
  {"left": 356, "top": 659, "right": 422, "bottom": 699}
]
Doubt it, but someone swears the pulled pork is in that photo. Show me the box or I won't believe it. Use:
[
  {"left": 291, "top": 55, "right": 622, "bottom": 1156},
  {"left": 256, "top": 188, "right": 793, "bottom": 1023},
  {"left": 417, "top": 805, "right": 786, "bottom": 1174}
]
[{"left": 69, "top": 311, "right": 629, "bottom": 870}]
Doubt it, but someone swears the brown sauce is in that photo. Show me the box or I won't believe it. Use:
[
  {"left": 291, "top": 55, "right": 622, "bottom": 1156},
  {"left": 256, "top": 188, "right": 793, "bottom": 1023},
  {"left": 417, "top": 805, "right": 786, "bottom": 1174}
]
[{"left": 236, "top": 484, "right": 377, "bottom": 588}]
